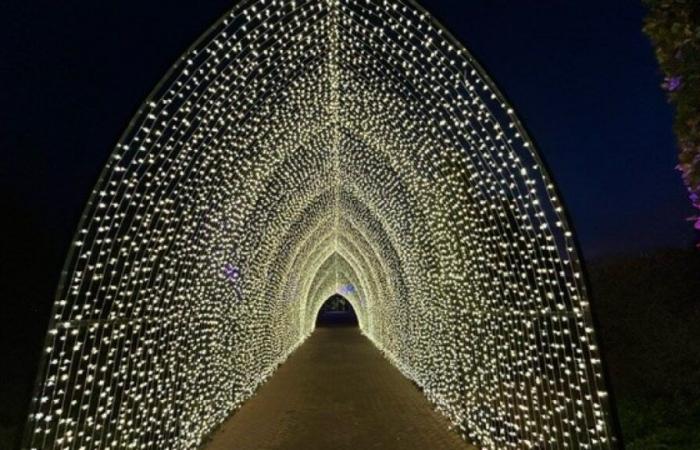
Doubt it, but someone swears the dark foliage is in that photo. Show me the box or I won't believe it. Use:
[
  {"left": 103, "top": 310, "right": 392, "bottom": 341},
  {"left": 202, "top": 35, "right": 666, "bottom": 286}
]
[
  {"left": 589, "top": 248, "right": 700, "bottom": 448},
  {"left": 643, "top": 0, "right": 700, "bottom": 234}
]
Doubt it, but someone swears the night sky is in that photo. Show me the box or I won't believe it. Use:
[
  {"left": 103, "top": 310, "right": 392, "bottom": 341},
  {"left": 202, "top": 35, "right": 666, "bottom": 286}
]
[{"left": 0, "top": 0, "right": 694, "bottom": 438}]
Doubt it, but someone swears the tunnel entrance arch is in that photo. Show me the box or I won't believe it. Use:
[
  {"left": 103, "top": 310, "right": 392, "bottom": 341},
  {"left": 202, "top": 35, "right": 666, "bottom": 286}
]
[
  {"left": 315, "top": 294, "right": 359, "bottom": 327},
  {"left": 23, "top": 1, "right": 618, "bottom": 449}
]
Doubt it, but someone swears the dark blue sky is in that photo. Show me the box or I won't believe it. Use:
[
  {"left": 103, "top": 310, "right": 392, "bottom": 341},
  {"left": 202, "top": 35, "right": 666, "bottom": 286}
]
[{"left": 0, "top": 0, "right": 694, "bottom": 263}]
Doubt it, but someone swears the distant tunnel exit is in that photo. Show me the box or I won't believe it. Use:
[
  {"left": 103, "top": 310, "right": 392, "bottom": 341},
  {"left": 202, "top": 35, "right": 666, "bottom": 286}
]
[{"left": 315, "top": 294, "right": 358, "bottom": 328}]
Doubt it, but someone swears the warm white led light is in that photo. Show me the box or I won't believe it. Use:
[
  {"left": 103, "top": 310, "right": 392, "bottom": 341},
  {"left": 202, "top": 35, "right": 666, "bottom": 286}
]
[{"left": 24, "top": 1, "right": 615, "bottom": 449}]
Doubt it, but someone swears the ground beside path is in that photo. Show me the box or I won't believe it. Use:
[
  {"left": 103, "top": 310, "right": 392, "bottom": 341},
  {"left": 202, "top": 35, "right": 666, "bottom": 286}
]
[{"left": 202, "top": 326, "right": 476, "bottom": 450}]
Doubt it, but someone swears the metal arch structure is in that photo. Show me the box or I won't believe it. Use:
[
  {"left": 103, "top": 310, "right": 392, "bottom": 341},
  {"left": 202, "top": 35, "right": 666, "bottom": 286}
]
[{"left": 24, "top": 0, "right": 618, "bottom": 448}]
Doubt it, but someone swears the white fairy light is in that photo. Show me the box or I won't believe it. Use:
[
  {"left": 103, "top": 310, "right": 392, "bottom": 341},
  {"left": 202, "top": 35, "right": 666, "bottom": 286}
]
[{"left": 24, "top": 0, "right": 616, "bottom": 449}]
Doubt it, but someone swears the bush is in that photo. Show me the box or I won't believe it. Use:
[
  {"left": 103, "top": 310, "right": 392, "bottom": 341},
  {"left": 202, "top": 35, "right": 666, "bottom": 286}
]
[
  {"left": 643, "top": 0, "right": 700, "bottom": 233},
  {"left": 588, "top": 248, "right": 700, "bottom": 447}
]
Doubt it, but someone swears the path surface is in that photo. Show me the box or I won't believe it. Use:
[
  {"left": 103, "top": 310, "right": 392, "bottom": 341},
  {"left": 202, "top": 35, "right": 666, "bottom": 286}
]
[{"left": 203, "top": 326, "right": 476, "bottom": 450}]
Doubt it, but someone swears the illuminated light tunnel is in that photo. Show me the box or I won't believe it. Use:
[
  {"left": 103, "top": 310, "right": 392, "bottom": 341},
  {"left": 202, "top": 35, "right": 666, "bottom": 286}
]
[{"left": 24, "top": 0, "right": 617, "bottom": 448}]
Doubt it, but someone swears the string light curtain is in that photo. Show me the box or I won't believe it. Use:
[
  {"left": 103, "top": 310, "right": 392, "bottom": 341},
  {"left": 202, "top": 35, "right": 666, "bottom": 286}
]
[{"left": 24, "top": 0, "right": 617, "bottom": 448}]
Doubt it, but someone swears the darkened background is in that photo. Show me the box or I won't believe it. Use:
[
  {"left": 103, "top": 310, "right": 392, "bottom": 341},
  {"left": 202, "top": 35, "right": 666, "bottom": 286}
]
[{"left": 1, "top": 0, "right": 697, "bottom": 448}]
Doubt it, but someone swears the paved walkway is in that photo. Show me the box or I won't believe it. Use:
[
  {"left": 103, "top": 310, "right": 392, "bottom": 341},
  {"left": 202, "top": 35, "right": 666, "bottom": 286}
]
[{"left": 202, "top": 326, "right": 476, "bottom": 450}]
